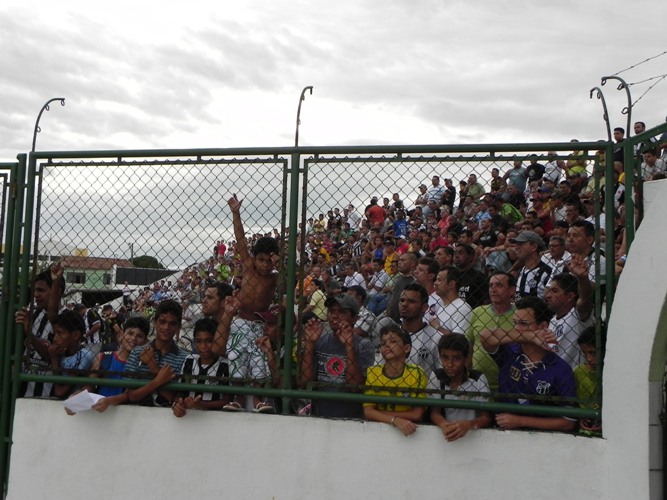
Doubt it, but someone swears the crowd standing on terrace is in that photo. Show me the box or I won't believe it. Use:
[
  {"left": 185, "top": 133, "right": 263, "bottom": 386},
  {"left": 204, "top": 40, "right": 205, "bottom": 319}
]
[{"left": 15, "top": 122, "right": 667, "bottom": 437}]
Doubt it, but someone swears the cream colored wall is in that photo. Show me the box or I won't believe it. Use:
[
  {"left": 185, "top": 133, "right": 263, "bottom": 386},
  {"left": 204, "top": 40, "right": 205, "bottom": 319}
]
[{"left": 8, "top": 399, "right": 607, "bottom": 500}]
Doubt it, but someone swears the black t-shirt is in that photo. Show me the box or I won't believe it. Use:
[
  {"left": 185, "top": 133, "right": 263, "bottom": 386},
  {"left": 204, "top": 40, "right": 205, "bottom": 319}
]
[
  {"left": 457, "top": 269, "right": 489, "bottom": 309},
  {"left": 526, "top": 163, "right": 545, "bottom": 182}
]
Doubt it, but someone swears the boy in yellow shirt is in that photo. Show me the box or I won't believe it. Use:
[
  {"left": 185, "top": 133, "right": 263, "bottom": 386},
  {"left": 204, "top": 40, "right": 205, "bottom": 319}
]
[{"left": 363, "top": 325, "right": 428, "bottom": 436}]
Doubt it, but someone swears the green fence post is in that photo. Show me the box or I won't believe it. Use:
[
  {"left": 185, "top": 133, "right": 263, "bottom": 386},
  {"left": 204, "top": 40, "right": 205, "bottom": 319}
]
[
  {"left": 280, "top": 150, "right": 301, "bottom": 413},
  {"left": 0, "top": 154, "right": 26, "bottom": 497}
]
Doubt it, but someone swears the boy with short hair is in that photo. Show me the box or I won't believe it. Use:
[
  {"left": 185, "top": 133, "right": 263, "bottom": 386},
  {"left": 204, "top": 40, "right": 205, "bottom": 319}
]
[
  {"left": 31, "top": 309, "right": 95, "bottom": 399},
  {"left": 124, "top": 299, "right": 188, "bottom": 406},
  {"left": 429, "top": 334, "right": 492, "bottom": 441},
  {"left": 363, "top": 325, "right": 428, "bottom": 436},
  {"left": 67, "top": 316, "right": 174, "bottom": 414},
  {"left": 218, "top": 194, "right": 280, "bottom": 411},
  {"left": 172, "top": 318, "right": 231, "bottom": 417},
  {"left": 93, "top": 316, "right": 151, "bottom": 399}
]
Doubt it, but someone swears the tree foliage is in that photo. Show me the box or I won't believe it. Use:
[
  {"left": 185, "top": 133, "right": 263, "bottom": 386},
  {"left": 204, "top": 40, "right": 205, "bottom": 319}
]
[{"left": 131, "top": 255, "right": 164, "bottom": 269}]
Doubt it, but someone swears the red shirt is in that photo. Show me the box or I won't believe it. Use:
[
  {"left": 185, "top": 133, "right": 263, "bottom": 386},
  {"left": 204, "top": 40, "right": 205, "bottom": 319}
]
[{"left": 367, "top": 205, "right": 386, "bottom": 226}]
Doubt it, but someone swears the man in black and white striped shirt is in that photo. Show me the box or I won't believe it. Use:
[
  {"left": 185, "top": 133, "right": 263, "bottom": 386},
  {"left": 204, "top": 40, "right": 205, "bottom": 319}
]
[
  {"left": 15, "top": 269, "right": 65, "bottom": 398},
  {"left": 511, "top": 231, "right": 552, "bottom": 301}
]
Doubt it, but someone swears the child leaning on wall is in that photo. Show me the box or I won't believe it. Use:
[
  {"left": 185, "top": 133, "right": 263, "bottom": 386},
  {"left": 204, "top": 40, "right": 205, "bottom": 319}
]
[{"left": 363, "top": 324, "right": 428, "bottom": 436}]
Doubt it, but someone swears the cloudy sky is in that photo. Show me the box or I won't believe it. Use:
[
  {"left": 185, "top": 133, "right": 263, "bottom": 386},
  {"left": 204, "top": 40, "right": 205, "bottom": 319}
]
[{"left": 1, "top": 0, "right": 666, "bottom": 162}]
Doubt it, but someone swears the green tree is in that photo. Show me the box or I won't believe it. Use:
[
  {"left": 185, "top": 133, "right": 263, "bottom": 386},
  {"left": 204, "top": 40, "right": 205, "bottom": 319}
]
[{"left": 131, "top": 255, "right": 164, "bottom": 269}]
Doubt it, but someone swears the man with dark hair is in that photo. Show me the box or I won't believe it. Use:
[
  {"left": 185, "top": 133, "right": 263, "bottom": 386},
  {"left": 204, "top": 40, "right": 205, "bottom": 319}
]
[
  {"left": 511, "top": 230, "right": 552, "bottom": 300},
  {"left": 385, "top": 252, "right": 417, "bottom": 323},
  {"left": 441, "top": 178, "right": 457, "bottom": 212},
  {"left": 366, "top": 258, "right": 390, "bottom": 316},
  {"left": 430, "top": 266, "right": 472, "bottom": 336},
  {"left": 466, "top": 174, "right": 486, "bottom": 202},
  {"left": 467, "top": 272, "right": 516, "bottom": 391},
  {"left": 633, "top": 120, "right": 658, "bottom": 159},
  {"left": 503, "top": 160, "right": 528, "bottom": 195},
  {"left": 641, "top": 148, "right": 665, "bottom": 180},
  {"left": 427, "top": 175, "right": 445, "bottom": 205},
  {"left": 559, "top": 180, "right": 581, "bottom": 207},
  {"left": 345, "top": 285, "right": 377, "bottom": 341},
  {"left": 365, "top": 197, "right": 387, "bottom": 229},
  {"left": 15, "top": 265, "right": 65, "bottom": 397},
  {"left": 545, "top": 267, "right": 594, "bottom": 368},
  {"left": 413, "top": 256, "right": 439, "bottom": 319},
  {"left": 343, "top": 262, "right": 366, "bottom": 290},
  {"left": 542, "top": 235, "right": 571, "bottom": 281},
  {"left": 125, "top": 299, "right": 187, "bottom": 406},
  {"left": 434, "top": 246, "right": 454, "bottom": 269},
  {"left": 31, "top": 309, "right": 95, "bottom": 400},
  {"left": 398, "top": 283, "right": 439, "bottom": 377},
  {"left": 613, "top": 126, "right": 625, "bottom": 164},
  {"left": 566, "top": 220, "right": 606, "bottom": 287},
  {"left": 299, "top": 294, "right": 374, "bottom": 418},
  {"left": 481, "top": 296, "right": 577, "bottom": 432},
  {"left": 453, "top": 244, "right": 488, "bottom": 309},
  {"left": 526, "top": 154, "right": 545, "bottom": 183},
  {"left": 201, "top": 281, "right": 234, "bottom": 322},
  {"left": 74, "top": 303, "right": 103, "bottom": 347}
]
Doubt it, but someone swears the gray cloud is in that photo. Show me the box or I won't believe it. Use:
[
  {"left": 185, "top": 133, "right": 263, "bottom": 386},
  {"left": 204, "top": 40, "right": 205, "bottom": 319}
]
[{"left": 1, "top": 0, "right": 666, "bottom": 162}]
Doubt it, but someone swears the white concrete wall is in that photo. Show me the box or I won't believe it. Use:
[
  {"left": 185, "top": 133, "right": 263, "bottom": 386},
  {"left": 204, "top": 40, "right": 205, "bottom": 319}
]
[
  {"left": 9, "top": 399, "right": 607, "bottom": 500},
  {"left": 7, "top": 180, "right": 667, "bottom": 500}
]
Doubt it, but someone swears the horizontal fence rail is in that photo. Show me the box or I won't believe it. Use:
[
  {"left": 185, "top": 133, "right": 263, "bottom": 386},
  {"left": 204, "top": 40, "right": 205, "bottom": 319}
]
[{"left": 8, "top": 126, "right": 667, "bottom": 485}]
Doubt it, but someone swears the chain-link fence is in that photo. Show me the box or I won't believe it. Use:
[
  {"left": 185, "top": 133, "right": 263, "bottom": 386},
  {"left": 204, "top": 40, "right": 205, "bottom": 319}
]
[{"left": 15, "top": 142, "right": 620, "bottom": 427}]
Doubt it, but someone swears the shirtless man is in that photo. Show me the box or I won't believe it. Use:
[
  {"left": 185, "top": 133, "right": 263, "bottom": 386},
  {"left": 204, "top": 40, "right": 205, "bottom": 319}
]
[{"left": 218, "top": 194, "right": 280, "bottom": 411}]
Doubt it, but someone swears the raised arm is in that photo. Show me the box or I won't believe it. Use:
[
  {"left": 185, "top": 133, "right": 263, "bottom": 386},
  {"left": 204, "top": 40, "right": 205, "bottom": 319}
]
[
  {"left": 212, "top": 295, "right": 240, "bottom": 357},
  {"left": 297, "top": 318, "right": 322, "bottom": 388},
  {"left": 336, "top": 323, "right": 366, "bottom": 386},
  {"left": 48, "top": 262, "right": 65, "bottom": 323},
  {"left": 480, "top": 326, "right": 555, "bottom": 353},
  {"left": 567, "top": 254, "right": 594, "bottom": 321},
  {"left": 228, "top": 194, "right": 251, "bottom": 264}
]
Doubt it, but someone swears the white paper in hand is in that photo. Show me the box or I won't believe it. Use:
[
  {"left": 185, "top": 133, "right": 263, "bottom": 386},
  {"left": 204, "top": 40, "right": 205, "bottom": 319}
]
[{"left": 64, "top": 390, "right": 105, "bottom": 413}]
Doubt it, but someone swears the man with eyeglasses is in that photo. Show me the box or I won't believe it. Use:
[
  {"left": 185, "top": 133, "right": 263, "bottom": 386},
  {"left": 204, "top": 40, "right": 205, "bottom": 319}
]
[
  {"left": 480, "top": 296, "right": 577, "bottom": 432},
  {"left": 541, "top": 236, "right": 571, "bottom": 282}
]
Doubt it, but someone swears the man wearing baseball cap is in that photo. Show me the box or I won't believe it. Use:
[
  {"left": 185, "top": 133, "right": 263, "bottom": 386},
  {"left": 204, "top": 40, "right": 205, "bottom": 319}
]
[
  {"left": 298, "top": 293, "right": 375, "bottom": 419},
  {"left": 511, "top": 230, "right": 552, "bottom": 300}
]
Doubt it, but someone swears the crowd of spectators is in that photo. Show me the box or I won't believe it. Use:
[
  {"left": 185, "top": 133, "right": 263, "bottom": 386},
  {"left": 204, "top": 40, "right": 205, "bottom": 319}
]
[{"left": 16, "top": 123, "right": 666, "bottom": 436}]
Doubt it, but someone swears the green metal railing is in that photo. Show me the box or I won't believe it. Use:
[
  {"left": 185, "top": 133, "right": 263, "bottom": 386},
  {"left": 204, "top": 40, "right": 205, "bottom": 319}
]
[
  {"left": 4, "top": 126, "right": 665, "bottom": 494},
  {"left": 0, "top": 157, "right": 24, "bottom": 498}
]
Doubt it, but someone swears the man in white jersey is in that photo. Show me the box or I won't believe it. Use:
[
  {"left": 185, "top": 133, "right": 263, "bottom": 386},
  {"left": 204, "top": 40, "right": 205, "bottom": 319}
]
[
  {"left": 413, "top": 257, "right": 440, "bottom": 323},
  {"left": 544, "top": 265, "right": 594, "bottom": 369},
  {"left": 398, "top": 283, "right": 439, "bottom": 377},
  {"left": 429, "top": 266, "right": 472, "bottom": 336}
]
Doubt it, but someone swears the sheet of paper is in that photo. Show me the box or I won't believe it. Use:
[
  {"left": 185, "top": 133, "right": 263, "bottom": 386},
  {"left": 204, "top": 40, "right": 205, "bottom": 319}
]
[{"left": 63, "top": 390, "right": 105, "bottom": 412}]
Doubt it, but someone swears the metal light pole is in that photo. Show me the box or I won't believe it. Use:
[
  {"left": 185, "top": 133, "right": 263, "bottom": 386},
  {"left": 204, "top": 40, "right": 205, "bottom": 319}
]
[
  {"left": 589, "top": 87, "right": 612, "bottom": 142},
  {"left": 601, "top": 75, "right": 632, "bottom": 139},
  {"left": 294, "top": 86, "right": 313, "bottom": 147},
  {"left": 31, "top": 97, "right": 66, "bottom": 152}
]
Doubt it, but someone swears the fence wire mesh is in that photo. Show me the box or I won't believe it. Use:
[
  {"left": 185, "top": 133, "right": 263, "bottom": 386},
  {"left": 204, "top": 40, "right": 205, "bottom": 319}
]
[{"left": 18, "top": 146, "right": 612, "bottom": 430}]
